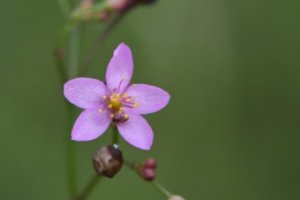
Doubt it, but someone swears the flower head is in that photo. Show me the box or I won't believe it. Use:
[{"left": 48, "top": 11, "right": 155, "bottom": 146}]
[{"left": 64, "top": 43, "right": 170, "bottom": 150}]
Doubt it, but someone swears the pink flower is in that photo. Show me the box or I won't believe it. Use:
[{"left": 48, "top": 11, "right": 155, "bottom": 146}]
[{"left": 64, "top": 43, "right": 170, "bottom": 150}]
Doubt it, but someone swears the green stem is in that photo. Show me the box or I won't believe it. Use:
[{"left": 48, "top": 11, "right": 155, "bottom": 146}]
[
  {"left": 66, "top": 103, "right": 78, "bottom": 199},
  {"left": 152, "top": 181, "right": 172, "bottom": 198},
  {"left": 73, "top": 175, "right": 102, "bottom": 200},
  {"left": 54, "top": 22, "right": 75, "bottom": 84},
  {"left": 112, "top": 126, "right": 119, "bottom": 145},
  {"left": 66, "top": 22, "right": 81, "bottom": 200}
]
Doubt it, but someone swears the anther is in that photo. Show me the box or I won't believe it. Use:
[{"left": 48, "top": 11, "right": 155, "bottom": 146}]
[
  {"left": 122, "top": 93, "right": 128, "bottom": 98},
  {"left": 98, "top": 108, "right": 103, "bottom": 113}
]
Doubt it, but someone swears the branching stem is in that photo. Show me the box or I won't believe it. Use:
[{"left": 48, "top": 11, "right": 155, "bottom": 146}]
[{"left": 73, "top": 175, "right": 102, "bottom": 200}]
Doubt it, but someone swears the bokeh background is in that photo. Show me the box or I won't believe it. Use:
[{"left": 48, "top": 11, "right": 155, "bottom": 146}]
[{"left": 1, "top": 0, "right": 300, "bottom": 199}]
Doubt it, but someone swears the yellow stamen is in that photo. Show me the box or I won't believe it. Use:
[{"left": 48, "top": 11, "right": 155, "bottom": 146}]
[
  {"left": 98, "top": 108, "right": 103, "bottom": 113},
  {"left": 133, "top": 102, "right": 139, "bottom": 108},
  {"left": 122, "top": 93, "right": 128, "bottom": 98},
  {"left": 102, "top": 95, "right": 107, "bottom": 100},
  {"left": 110, "top": 114, "right": 114, "bottom": 118},
  {"left": 125, "top": 98, "right": 132, "bottom": 102}
]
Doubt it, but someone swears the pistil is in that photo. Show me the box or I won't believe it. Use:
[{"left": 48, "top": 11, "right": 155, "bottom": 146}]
[{"left": 101, "top": 92, "right": 138, "bottom": 123}]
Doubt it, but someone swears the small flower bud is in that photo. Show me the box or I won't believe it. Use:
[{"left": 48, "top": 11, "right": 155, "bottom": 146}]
[
  {"left": 143, "top": 158, "right": 157, "bottom": 169},
  {"left": 99, "top": 11, "right": 111, "bottom": 21},
  {"left": 136, "top": 158, "right": 157, "bottom": 181},
  {"left": 108, "top": 0, "right": 132, "bottom": 11},
  {"left": 143, "top": 168, "right": 155, "bottom": 181},
  {"left": 92, "top": 145, "right": 123, "bottom": 178},
  {"left": 168, "top": 195, "right": 186, "bottom": 200},
  {"left": 80, "top": 0, "right": 93, "bottom": 9}
]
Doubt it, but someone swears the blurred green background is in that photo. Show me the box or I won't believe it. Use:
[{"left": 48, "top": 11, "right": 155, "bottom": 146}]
[{"left": 1, "top": 0, "right": 300, "bottom": 199}]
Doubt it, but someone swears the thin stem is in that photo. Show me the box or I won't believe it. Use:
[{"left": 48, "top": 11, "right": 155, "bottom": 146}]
[
  {"left": 152, "top": 181, "right": 172, "bottom": 198},
  {"left": 66, "top": 103, "right": 78, "bottom": 198},
  {"left": 66, "top": 23, "right": 81, "bottom": 199},
  {"left": 73, "top": 175, "right": 102, "bottom": 200},
  {"left": 79, "top": 10, "right": 128, "bottom": 75},
  {"left": 124, "top": 161, "right": 173, "bottom": 198},
  {"left": 112, "top": 126, "right": 119, "bottom": 145},
  {"left": 57, "top": 0, "right": 71, "bottom": 19},
  {"left": 69, "top": 26, "right": 81, "bottom": 78},
  {"left": 54, "top": 22, "right": 75, "bottom": 84}
]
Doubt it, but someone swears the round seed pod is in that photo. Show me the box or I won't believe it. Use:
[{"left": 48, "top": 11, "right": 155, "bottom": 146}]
[{"left": 92, "top": 145, "right": 123, "bottom": 178}]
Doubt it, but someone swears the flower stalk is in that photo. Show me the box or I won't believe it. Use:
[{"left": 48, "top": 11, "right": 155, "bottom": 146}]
[
  {"left": 125, "top": 159, "right": 182, "bottom": 199},
  {"left": 73, "top": 175, "right": 101, "bottom": 200},
  {"left": 66, "top": 103, "right": 78, "bottom": 198},
  {"left": 152, "top": 181, "right": 172, "bottom": 198},
  {"left": 112, "top": 127, "right": 120, "bottom": 145}
]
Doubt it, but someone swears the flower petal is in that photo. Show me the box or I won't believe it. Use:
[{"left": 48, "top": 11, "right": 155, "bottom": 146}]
[
  {"left": 126, "top": 84, "right": 170, "bottom": 114},
  {"left": 106, "top": 43, "right": 133, "bottom": 93},
  {"left": 64, "top": 78, "right": 107, "bottom": 109},
  {"left": 71, "top": 109, "right": 111, "bottom": 141},
  {"left": 117, "top": 109, "right": 154, "bottom": 150}
]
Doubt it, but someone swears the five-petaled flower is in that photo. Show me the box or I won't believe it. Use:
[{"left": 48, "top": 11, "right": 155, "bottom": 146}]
[{"left": 64, "top": 43, "right": 170, "bottom": 150}]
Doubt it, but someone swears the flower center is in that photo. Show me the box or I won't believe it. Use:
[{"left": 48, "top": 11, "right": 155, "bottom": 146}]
[
  {"left": 109, "top": 94, "right": 122, "bottom": 110},
  {"left": 101, "top": 92, "right": 138, "bottom": 123}
]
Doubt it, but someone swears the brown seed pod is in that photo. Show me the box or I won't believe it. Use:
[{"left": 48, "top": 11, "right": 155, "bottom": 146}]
[{"left": 92, "top": 145, "right": 123, "bottom": 178}]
